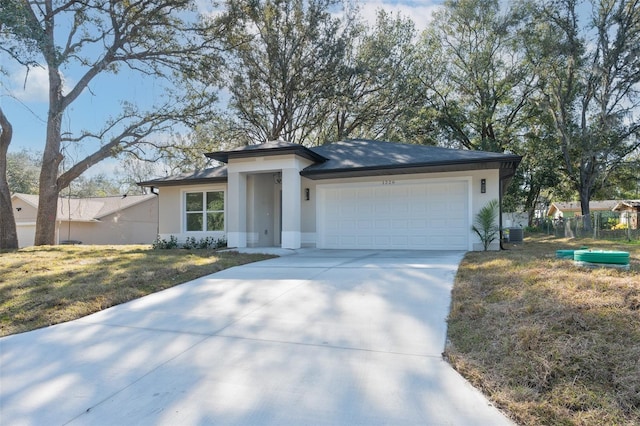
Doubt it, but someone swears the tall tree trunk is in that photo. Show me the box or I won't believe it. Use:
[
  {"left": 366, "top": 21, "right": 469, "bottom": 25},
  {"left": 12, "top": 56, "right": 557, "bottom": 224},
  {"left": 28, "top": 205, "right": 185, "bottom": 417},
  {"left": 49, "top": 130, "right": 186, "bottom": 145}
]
[
  {"left": 34, "top": 66, "right": 64, "bottom": 246},
  {"left": 0, "top": 107, "right": 19, "bottom": 249},
  {"left": 579, "top": 181, "right": 593, "bottom": 235},
  {"left": 524, "top": 186, "right": 540, "bottom": 227}
]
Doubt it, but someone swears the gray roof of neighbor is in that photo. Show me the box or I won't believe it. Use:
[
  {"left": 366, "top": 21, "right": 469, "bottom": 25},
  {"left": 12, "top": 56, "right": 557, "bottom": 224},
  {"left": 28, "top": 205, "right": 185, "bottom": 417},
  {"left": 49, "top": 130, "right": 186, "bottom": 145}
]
[
  {"left": 138, "top": 139, "right": 521, "bottom": 186},
  {"left": 13, "top": 193, "right": 156, "bottom": 221}
]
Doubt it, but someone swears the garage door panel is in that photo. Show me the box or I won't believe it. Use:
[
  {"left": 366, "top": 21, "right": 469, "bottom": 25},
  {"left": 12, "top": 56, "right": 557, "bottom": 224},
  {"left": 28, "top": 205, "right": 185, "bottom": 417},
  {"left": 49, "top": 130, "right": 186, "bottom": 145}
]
[
  {"left": 392, "top": 219, "right": 409, "bottom": 230},
  {"left": 409, "top": 235, "right": 429, "bottom": 245},
  {"left": 375, "top": 219, "right": 391, "bottom": 229},
  {"left": 357, "top": 236, "right": 373, "bottom": 245},
  {"left": 358, "top": 220, "right": 373, "bottom": 229},
  {"left": 392, "top": 235, "right": 409, "bottom": 246},
  {"left": 319, "top": 180, "right": 469, "bottom": 250},
  {"left": 395, "top": 202, "right": 410, "bottom": 214},
  {"left": 448, "top": 236, "right": 468, "bottom": 246},
  {"left": 340, "top": 235, "right": 357, "bottom": 246},
  {"left": 409, "top": 219, "right": 427, "bottom": 229},
  {"left": 375, "top": 235, "right": 391, "bottom": 246},
  {"left": 341, "top": 203, "right": 357, "bottom": 215},
  {"left": 358, "top": 204, "right": 374, "bottom": 215},
  {"left": 428, "top": 218, "right": 448, "bottom": 228},
  {"left": 374, "top": 203, "right": 391, "bottom": 215},
  {"left": 326, "top": 220, "right": 340, "bottom": 232}
]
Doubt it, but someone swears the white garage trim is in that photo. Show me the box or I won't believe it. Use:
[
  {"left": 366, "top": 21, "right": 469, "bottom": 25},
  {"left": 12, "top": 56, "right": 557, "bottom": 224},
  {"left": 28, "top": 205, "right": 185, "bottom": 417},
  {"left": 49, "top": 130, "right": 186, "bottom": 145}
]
[{"left": 317, "top": 177, "right": 472, "bottom": 250}]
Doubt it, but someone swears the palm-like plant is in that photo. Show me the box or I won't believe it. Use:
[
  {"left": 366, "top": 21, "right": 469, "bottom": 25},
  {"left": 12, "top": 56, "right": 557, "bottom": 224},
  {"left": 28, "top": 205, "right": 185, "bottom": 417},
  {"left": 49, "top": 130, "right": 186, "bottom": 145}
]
[{"left": 472, "top": 199, "right": 500, "bottom": 251}]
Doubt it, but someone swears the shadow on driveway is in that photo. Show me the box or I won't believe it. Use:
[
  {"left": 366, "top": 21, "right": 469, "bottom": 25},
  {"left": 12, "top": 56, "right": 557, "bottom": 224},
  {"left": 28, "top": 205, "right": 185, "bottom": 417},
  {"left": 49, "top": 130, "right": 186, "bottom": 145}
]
[{"left": 0, "top": 250, "right": 512, "bottom": 425}]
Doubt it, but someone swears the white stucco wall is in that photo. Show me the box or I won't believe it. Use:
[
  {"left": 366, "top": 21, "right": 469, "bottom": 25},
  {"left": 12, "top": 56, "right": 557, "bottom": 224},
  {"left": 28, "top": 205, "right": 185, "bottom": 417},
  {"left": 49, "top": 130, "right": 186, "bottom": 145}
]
[{"left": 156, "top": 167, "right": 504, "bottom": 251}]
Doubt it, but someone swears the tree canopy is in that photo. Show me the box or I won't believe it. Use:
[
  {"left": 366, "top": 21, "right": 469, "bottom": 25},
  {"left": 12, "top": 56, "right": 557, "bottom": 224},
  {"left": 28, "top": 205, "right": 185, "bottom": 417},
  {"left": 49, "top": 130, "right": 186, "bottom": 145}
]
[
  {"left": 522, "top": 0, "right": 640, "bottom": 230},
  {"left": 1, "top": 0, "right": 639, "bottom": 246},
  {"left": 0, "top": 0, "right": 228, "bottom": 244}
]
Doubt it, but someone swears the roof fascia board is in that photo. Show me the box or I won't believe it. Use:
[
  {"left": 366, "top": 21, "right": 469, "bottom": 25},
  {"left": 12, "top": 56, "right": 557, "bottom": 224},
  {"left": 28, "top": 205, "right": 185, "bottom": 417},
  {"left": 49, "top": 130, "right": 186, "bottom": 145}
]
[
  {"left": 206, "top": 146, "right": 327, "bottom": 164},
  {"left": 301, "top": 159, "right": 520, "bottom": 180},
  {"left": 137, "top": 177, "right": 228, "bottom": 187}
]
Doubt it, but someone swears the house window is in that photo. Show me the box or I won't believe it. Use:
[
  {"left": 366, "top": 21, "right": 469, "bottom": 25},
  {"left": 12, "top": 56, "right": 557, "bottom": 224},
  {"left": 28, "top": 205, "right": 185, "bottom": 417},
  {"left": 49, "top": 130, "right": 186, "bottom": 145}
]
[{"left": 185, "top": 191, "right": 224, "bottom": 231}]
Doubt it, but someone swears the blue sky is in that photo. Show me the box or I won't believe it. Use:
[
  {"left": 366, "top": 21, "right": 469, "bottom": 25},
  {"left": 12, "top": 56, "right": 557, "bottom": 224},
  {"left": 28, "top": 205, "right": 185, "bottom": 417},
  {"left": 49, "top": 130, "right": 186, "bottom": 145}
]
[{"left": 0, "top": 0, "right": 443, "bottom": 177}]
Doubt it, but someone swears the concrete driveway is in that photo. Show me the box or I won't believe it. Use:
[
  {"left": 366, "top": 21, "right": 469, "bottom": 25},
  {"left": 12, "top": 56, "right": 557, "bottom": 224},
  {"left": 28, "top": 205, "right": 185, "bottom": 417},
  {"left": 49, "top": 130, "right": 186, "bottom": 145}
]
[{"left": 0, "top": 250, "right": 512, "bottom": 425}]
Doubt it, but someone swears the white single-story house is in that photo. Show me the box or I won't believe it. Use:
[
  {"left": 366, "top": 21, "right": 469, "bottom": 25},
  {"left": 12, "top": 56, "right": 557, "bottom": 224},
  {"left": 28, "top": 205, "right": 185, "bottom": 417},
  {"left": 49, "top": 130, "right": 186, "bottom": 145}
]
[
  {"left": 11, "top": 193, "right": 158, "bottom": 247},
  {"left": 139, "top": 139, "right": 521, "bottom": 251}
]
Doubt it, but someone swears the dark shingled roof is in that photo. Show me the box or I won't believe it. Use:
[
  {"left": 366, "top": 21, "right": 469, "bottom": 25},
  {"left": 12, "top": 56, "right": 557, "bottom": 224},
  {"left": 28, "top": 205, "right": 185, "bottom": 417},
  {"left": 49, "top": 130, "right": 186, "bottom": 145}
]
[
  {"left": 206, "top": 139, "right": 327, "bottom": 163},
  {"left": 138, "top": 166, "right": 228, "bottom": 187},
  {"left": 138, "top": 139, "right": 521, "bottom": 186},
  {"left": 303, "top": 139, "right": 521, "bottom": 180}
]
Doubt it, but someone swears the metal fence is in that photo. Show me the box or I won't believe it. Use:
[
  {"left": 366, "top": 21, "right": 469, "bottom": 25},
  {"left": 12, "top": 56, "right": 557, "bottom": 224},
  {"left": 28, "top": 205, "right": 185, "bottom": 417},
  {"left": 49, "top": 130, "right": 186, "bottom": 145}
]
[{"left": 533, "top": 211, "right": 640, "bottom": 240}]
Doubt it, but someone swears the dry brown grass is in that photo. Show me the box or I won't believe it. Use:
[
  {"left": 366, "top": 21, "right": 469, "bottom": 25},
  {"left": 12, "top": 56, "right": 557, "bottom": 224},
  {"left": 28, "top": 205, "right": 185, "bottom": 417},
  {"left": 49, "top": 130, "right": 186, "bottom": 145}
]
[
  {"left": 0, "top": 245, "right": 274, "bottom": 337},
  {"left": 446, "top": 234, "right": 640, "bottom": 425}
]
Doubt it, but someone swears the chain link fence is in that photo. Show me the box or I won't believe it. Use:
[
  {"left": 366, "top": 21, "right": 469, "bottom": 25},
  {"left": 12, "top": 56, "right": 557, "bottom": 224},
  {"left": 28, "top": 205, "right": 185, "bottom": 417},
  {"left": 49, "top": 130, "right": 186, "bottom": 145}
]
[{"left": 533, "top": 211, "right": 640, "bottom": 241}]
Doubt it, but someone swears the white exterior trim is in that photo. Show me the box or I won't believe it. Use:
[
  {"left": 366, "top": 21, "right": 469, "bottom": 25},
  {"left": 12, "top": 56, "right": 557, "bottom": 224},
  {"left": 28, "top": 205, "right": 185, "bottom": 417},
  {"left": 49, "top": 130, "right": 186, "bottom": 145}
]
[{"left": 301, "top": 232, "right": 316, "bottom": 247}]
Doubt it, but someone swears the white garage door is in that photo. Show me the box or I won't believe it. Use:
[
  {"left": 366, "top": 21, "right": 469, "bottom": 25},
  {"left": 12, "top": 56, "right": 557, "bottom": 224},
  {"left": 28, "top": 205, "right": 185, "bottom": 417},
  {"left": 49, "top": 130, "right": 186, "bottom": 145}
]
[{"left": 318, "top": 180, "right": 469, "bottom": 250}]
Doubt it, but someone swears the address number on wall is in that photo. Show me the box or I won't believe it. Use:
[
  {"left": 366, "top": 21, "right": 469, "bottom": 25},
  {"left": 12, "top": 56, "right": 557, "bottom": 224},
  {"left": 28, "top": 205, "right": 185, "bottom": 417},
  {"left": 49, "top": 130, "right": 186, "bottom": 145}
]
[{"left": 382, "top": 180, "right": 396, "bottom": 185}]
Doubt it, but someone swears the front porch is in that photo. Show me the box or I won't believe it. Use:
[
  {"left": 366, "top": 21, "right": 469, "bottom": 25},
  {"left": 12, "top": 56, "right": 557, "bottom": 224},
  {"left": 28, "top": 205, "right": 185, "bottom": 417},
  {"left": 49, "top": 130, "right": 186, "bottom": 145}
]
[{"left": 225, "top": 154, "right": 314, "bottom": 250}]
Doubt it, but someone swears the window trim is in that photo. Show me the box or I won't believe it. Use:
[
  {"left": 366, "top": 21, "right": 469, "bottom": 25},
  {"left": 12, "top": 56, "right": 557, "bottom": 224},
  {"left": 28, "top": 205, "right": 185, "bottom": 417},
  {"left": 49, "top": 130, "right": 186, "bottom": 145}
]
[{"left": 183, "top": 190, "right": 225, "bottom": 233}]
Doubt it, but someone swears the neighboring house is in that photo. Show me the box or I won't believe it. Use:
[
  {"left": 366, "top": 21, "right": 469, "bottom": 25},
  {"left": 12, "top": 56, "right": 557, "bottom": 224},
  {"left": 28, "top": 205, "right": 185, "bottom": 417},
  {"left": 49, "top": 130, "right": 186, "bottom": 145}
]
[
  {"left": 139, "top": 139, "right": 521, "bottom": 251},
  {"left": 612, "top": 200, "right": 640, "bottom": 229},
  {"left": 12, "top": 193, "right": 158, "bottom": 248},
  {"left": 547, "top": 200, "right": 619, "bottom": 219}
]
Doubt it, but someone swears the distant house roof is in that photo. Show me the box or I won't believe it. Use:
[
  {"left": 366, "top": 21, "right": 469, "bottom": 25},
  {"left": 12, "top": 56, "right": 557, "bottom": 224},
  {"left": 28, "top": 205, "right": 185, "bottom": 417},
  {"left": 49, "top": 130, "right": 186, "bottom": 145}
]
[
  {"left": 547, "top": 200, "right": 620, "bottom": 217},
  {"left": 612, "top": 200, "right": 640, "bottom": 212},
  {"left": 12, "top": 193, "right": 156, "bottom": 222},
  {"left": 139, "top": 139, "right": 522, "bottom": 187}
]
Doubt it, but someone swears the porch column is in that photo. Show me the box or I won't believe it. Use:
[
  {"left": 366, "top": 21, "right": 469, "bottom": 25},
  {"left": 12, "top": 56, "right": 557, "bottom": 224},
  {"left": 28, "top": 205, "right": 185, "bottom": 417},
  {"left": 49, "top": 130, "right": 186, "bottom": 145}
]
[
  {"left": 281, "top": 168, "right": 301, "bottom": 249},
  {"left": 227, "top": 171, "right": 247, "bottom": 248}
]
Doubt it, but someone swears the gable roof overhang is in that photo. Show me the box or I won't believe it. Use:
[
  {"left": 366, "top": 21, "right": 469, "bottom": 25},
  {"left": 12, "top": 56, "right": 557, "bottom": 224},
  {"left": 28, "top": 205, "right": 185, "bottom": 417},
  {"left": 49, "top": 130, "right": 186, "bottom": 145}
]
[
  {"left": 612, "top": 200, "right": 640, "bottom": 211},
  {"left": 93, "top": 194, "right": 157, "bottom": 219},
  {"left": 137, "top": 166, "right": 228, "bottom": 187},
  {"left": 206, "top": 140, "right": 328, "bottom": 164},
  {"left": 11, "top": 193, "right": 39, "bottom": 209}
]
